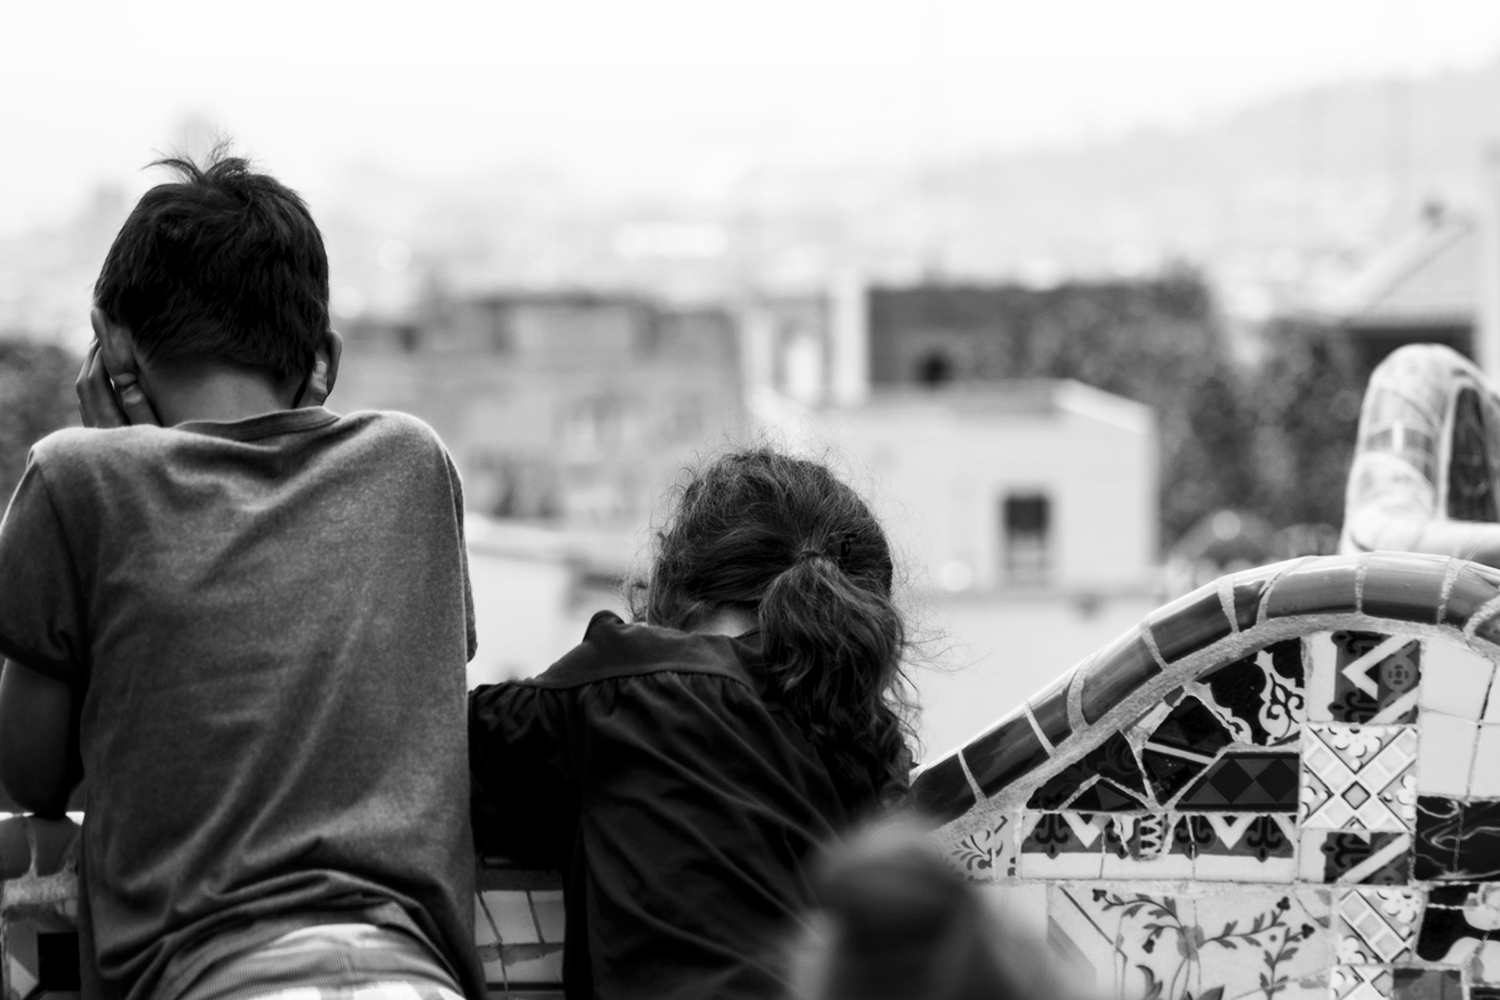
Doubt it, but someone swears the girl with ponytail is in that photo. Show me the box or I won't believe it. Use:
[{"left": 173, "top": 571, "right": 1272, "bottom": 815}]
[{"left": 469, "top": 448, "right": 915, "bottom": 1000}]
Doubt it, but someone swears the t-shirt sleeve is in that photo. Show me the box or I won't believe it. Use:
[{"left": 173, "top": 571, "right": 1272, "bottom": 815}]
[
  {"left": 0, "top": 456, "right": 86, "bottom": 683},
  {"left": 468, "top": 682, "right": 577, "bottom": 868},
  {"left": 444, "top": 452, "right": 477, "bottom": 662}
]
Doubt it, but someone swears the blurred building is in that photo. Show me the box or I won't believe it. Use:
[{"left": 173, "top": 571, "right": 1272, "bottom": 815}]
[
  {"left": 335, "top": 291, "right": 747, "bottom": 526},
  {"left": 1316, "top": 203, "right": 1480, "bottom": 378},
  {"left": 748, "top": 279, "right": 1162, "bottom": 755}
]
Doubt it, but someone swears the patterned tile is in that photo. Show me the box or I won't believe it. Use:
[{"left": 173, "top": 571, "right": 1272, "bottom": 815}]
[
  {"left": 951, "top": 816, "right": 1015, "bottom": 877},
  {"left": 1301, "top": 726, "right": 1417, "bottom": 831},
  {"left": 1101, "top": 814, "right": 1195, "bottom": 878},
  {"left": 1178, "top": 752, "right": 1301, "bottom": 811},
  {"left": 1028, "top": 731, "right": 1148, "bottom": 810},
  {"left": 1329, "top": 964, "right": 1393, "bottom": 1000},
  {"left": 1194, "top": 639, "right": 1305, "bottom": 747},
  {"left": 1414, "top": 797, "right": 1500, "bottom": 881},
  {"left": 1321, "top": 632, "right": 1421, "bottom": 724},
  {"left": 1333, "top": 888, "right": 1421, "bottom": 963},
  {"left": 1018, "top": 812, "right": 1105, "bottom": 878},
  {"left": 1141, "top": 696, "right": 1233, "bottom": 804},
  {"left": 1298, "top": 829, "right": 1412, "bottom": 884},
  {"left": 1049, "top": 885, "right": 1331, "bottom": 1000},
  {"left": 1414, "top": 883, "right": 1498, "bottom": 963}
]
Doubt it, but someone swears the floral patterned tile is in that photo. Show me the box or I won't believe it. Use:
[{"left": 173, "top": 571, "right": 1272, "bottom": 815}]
[
  {"left": 1332, "top": 888, "right": 1421, "bottom": 963},
  {"left": 1300, "top": 725, "right": 1418, "bottom": 831},
  {"left": 1048, "top": 884, "right": 1330, "bottom": 1000},
  {"left": 951, "top": 815, "right": 1015, "bottom": 878},
  {"left": 1191, "top": 639, "right": 1305, "bottom": 747}
]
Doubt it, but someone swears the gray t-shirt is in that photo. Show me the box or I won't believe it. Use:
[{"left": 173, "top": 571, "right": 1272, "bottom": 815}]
[{"left": 0, "top": 407, "right": 484, "bottom": 1000}]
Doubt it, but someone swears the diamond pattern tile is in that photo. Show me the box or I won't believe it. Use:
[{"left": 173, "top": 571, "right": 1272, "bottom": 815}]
[
  {"left": 1334, "top": 888, "right": 1421, "bottom": 963},
  {"left": 1301, "top": 725, "right": 1418, "bottom": 830}
]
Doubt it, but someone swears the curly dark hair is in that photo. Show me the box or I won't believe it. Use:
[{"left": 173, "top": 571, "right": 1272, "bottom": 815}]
[{"left": 629, "top": 448, "right": 914, "bottom": 815}]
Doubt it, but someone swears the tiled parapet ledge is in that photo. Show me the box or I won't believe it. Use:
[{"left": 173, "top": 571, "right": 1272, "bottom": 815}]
[
  {"left": 915, "top": 551, "right": 1500, "bottom": 1000},
  {"left": 0, "top": 823, "right": 564, "bottom": 1000}
]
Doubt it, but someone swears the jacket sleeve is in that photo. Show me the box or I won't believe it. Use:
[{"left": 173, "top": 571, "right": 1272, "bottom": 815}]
[{"left": 468, "top": 681, "right": 579, "bottom": 870}]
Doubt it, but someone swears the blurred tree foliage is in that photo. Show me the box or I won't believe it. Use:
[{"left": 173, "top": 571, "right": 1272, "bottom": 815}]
[
  {"left": 870, "top": 270, "right": 1367, "bottom": 550},
  {"left": 1244, "top": 318, "right": 1365, "bottom": 531},
  {"left": 0, "top": 336, "right": 80, "bottom": 504}
]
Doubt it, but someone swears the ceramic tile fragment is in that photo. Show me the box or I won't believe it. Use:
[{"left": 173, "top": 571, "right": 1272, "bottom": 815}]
[
  {"left": 1052, "top": 884, "right": 1329, "bottom": 1000},
  {"left": 1301, "top": 725, "right": 1418, "bottom": 831},
  {"left": 1414, "top": 883, "right": 1499, "bottom": 963},
  {"left": 1333, "top": 887, "right": 1420, "bottom": 962},
  {"left": 1416, "top": 713, "right": 1478, "bottom": 797},
  {"left": 1027, "top": 731, "right": 1147, "bottom": 809},
  {"left": 1079, "top": 630, "right": 1161, "bottom": 725},
  {"left": 951, "top": 815, "right": 1014, "bottom": 877},
  {"left": 1146, "top": 585, "right": 1234, "bottom": 663},
  {"left": 1100, "top": 814, "right": 1194, "bottom": 878},
  {"left": 1418, "top": 640, "right": 1495, "bottom": 719},
  {"left": 1179, "top": 752, "right": 1300, "bottom": 811},
  {"left": 1029, "top": 673, "right": 1073, "bottom": 748},
  {"left": 1017, "top": 812, "right": 1105, "bottom": 878},
  {"left": 1141, "top": 696, "right": 1232, "bottom": 803},
  {"left": 1194, "top": 639, "right": 1305, "bottom": 746},
  {"left": 1361, "top": 555, "right": 1449, "bottom": 624},
  {"left": 1471, "top": 725, "right": 1500, "bottom": 798},
  {"left": 908, "top": 753, "right": 975, "bottom": 824},
  {"left": 481, "top": 890, "right": 541, "bottom": 944},
  {"left": 473, "top": 895, "right": 500, "bottom": 946},
  {"left": 964, "top": 712, "right": 1049, "bottom": 796},
  {"left": 500, "top": 945, "right": 565, "bottom": 986},
  {"left": 1309, "top": 632, "right": 1339, "bottom": 723},
  {"left": 1299, "top": 829, "right": 1412, "bottom": 884},
  {"left": 1325, "top": 633, "right": 1421, "bottom": 724},
  {"left": 1390, "top": 968, "right": 1462, "bottom": 1000},
  {"left": 1330, "top": 964, "right": 1393, "bottom": 1000},
  {"left": 1266, "top": 556, "right": 1361, "bottom": 618}
]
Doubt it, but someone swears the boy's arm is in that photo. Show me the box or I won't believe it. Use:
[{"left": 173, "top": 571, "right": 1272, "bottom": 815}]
[{"left": 0, "top": 659, "right": 79, "bottom": 818}]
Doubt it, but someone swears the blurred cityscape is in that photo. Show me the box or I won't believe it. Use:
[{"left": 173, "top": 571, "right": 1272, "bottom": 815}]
[{"left": 6, "top": 56, "right": 1500, "bottom": 756}]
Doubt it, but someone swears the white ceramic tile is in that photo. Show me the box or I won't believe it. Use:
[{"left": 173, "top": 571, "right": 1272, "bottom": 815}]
[
  {"left": 529, "top": 890, "right": 566, "bottom": 943},
  {"left": 1417, "top": 712, "right": 1479, "bottom": 797},
  {"left": 1308, "top": 632, "right": 1338, "bottom": 723},
  {"left": 1475, "top": 940, "right": 1500, "bottom": 984},
  {"left": 473, "top": 895, "right": 499, "bottom": 946},
  {"left": 1195, "top": 852, "right": 1297, "bottom": 882},
  {"left": 1471, "top": 726, "right": 1500, "bottom": 798},
  {"left": 480, "top": 890, "right": 540, "bottom": 944},
  {"left": 1420, "top": 640, "right": 1495, "bottom": 719},
  {"left": 1488, "top": 681, "right": 1500, "bottom": 723}
]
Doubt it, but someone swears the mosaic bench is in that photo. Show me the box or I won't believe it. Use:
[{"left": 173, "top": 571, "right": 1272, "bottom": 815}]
[{"left": 910, "top": 550, "right": 1500, "bottom": 1000}]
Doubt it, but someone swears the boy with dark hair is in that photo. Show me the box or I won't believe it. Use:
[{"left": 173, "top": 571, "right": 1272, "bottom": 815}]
[{"left": 0, "top": 154, "right": 485, "bottom": 1000}]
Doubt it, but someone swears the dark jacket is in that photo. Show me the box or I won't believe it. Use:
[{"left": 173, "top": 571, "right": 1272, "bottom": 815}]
[{"left": 468, "top": 611, "right": 849, "bottom": 1000}]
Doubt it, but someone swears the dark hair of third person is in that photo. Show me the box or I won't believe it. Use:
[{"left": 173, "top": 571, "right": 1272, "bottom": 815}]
[
  {"left": 93, "top": 150, "right": 330, "bottom": 383},
  {"left": 631, "top": 448, "right": 913, "bottom": 814}
]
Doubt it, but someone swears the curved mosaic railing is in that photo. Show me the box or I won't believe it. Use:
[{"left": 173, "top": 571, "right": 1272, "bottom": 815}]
[
  {"left": 1343, "top": 344, "right": 1500, "bottom": 558},
  {"left": 912, "top": 550, "right": 1500, "bottom": 1000}
]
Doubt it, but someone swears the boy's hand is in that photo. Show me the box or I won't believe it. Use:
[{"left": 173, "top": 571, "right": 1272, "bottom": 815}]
[{"left": 76, "top": 341, "right": 160, "bottom": 428}]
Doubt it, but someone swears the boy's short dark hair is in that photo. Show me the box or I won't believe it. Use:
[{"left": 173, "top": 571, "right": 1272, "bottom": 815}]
[{"left": 94, "top": 152, "right": 330, "bottom": 382}]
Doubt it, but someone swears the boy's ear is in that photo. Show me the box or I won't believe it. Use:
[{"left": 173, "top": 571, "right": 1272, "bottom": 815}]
[
  {"left": 300, "top": 329, "right": 343, "bottom": 407},
  {"left": 90, "top": 307, "right": 139, "bottom": 379}
]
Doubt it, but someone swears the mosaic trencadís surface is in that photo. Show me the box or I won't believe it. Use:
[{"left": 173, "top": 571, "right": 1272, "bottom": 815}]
[{"left": 914, "top": 551, "right": 1500, "bottom": 1000}]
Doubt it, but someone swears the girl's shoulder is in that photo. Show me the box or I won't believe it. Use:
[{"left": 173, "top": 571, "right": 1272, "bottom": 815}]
[{"left": 522, "top": 611, "right": 765, "bottom": 694}]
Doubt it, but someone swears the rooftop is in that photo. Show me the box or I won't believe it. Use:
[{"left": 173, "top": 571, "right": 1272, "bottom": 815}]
[{"left": 1319, "top": 206, "right": 1479, "bottom": 330}]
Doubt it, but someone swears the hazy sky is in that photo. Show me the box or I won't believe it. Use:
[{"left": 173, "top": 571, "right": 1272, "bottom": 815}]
[{"left": 4, "top": 0, "right": 1500, "bottom": 234}]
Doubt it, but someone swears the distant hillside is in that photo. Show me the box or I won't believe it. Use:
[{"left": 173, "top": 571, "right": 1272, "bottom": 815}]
[{"left": 6, "top": 59, "right": 1500, "bottom": 338}]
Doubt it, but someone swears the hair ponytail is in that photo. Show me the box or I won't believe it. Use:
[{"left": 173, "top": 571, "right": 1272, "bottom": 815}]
[
  {"left": 759, "top": 546, "right": 908, "bottom": 812},
  {"left": 632, "top": 449, "right": 914, "bottom": 815}
]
